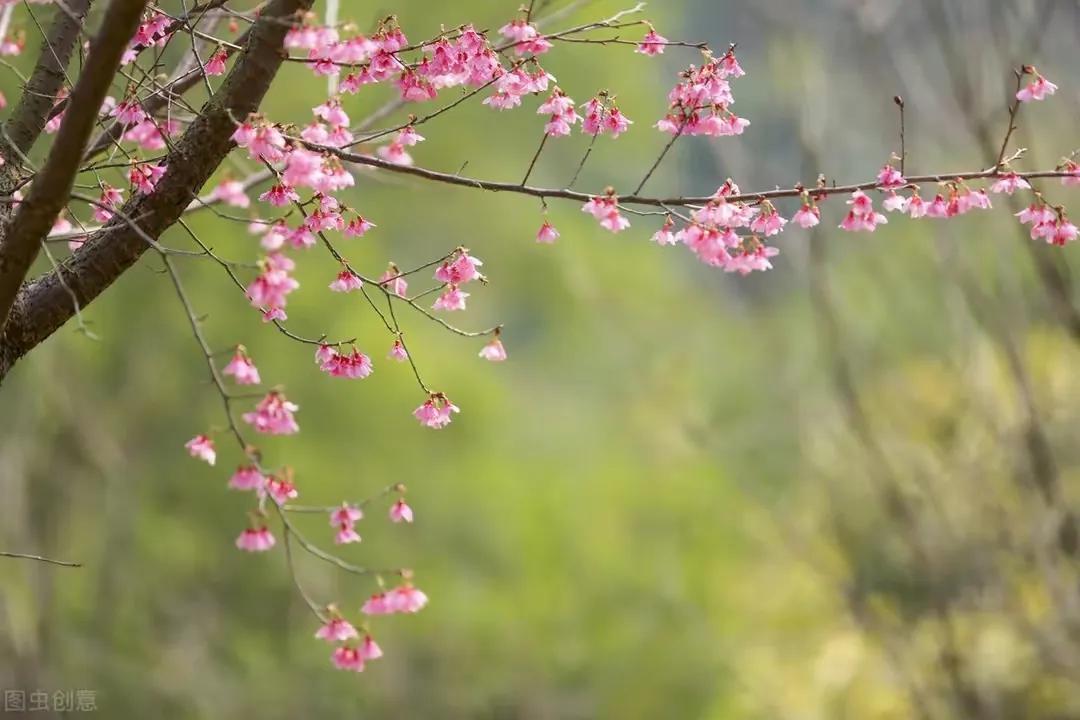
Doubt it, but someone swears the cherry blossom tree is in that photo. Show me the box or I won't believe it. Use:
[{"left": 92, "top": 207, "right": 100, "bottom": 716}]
[{"left": 0, "top": 0, "right": 1075, "bottom": 674}]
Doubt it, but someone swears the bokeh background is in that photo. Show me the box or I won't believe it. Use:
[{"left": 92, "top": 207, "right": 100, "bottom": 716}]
[{"left": 2, "top": 0, "right": 1080, "bottom": 717}]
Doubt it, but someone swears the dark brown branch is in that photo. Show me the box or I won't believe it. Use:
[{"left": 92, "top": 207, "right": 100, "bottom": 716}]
[
  {"left": 0, "top": 0, "right": 148, "bottom": 337},
  {"left": 0, "top": 0, "right": 314, "bottom": 379},
  {"left": 0, "top": 0, "right": 94, "bottom": 172}
]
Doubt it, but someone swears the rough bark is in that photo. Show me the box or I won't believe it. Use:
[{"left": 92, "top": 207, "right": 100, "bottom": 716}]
[
  {"left": 0, "top": 0, "right": 315, "bottom": 380},
  {"left": 0, "top": 0, "right": 147, "bottom": 338}
]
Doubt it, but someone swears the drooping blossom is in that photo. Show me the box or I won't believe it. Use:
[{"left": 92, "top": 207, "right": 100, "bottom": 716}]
[
  {"left": 651, "top": 217, "right": 678, "bottom": 245},
  {"left": 236, "top": 526, "right": 275, "bottom": 552},
  {"left": 792, "top": 203, "right": 821, "bottom": 228},
  {"left": 316, "top": 345, "right": 374, "bottom": 379},
  {"left": 205, "top": 49, "right": 228, "bottom": 76},
  {"left": 229, "top": 466, "right": 266, "bottom": 492},
  {"left": 380, "top": 264, "right": 408, "bottom": 297},
  {"left": 223, "top": 347, "right": 260, "bottom": 385},
  {"left": 434, "top": 250, "right": 484, "bottom": 285},
  {"left": 838, "top": 190, "right": 887, "bottom": 232},
  {"left": 210, "top": 179, "right": 251, "bottom": 208},
  {"left": 413, "top": 394, "right": 459, "bottom": 429},
  {"left": 432, "top": 285, "right": 469, "bottom": 311},
  {"left": 331, "top": 646, "right": 365, "bottom": 672},
  {"left": 388, "top": 339, "right": 409, "bottom": 362},
  {"left": 479, "top": 338, "right": 507, "bottom": 362},
  {"left": 536, "top": 221, "right": 559, "bottom": 244},
  {"left": 636, "top": 29, "right": 668, "bottom": 56},
  {"left": 315, "top": 616, "right": 359, "bottom": 643},
  {"left": 242, "top": 391, "right": 299, "bottom": 435},
  {"left": 389, "top": 498, "right": 414, "bottom": 523},
  {"left": 329, "top": 269, "right": 363, "bottom": 293},
  {"left": 990, "top": 173, "right": 1032, "bottom": 195},
  {"left": 185, "top": 434, "right": 216, "bottom": 465},
  {"left": 876, "top": 164, "right": 906, "bottom": 190},
  {"left": 361, "top": 584, "right": 429, "bottom": 615},
  {"left": 582, "top": 193, "right": 630, "bottom": 233},
  {"left": 1016, "top": 72, "right": 1057, "bottom": 103}
]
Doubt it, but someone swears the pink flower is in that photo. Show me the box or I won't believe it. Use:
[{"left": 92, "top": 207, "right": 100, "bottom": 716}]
[
  {"left": 185, "top": 434, "right": 216, "bottom": 465},
  {"left": 331, "top": 646, "right": 365, "bottom": 672},
  {"left": 314, "top": 97, "right": 350, "bottom": 126},
  {"left": 434, "top": 250, "right": 484, "bottom": 285},
  {"left": 388, "top": 339, "right": 409, "bottom": 362},
  {"left": 129, "top": 163, "right": 166, "bottom": 194},
  {"left": 651, "top": 217, "right": 678, "bottom": 245},
  {"left": 413, "top": 394, "right": 460, "bottom": 429},
  {"left": 1049, "top": 219, "right": 1078, "bottom": 246},
  {"left": 360, "top": 635, "right": 383, "bottom": 661},
  {"left": 838, "top": 190, "right": 887, "bottom": 232},
  {"left": 1058, "top": 160, "right": 1080, "bottom": 187},
  {"left": 242, "top": 391, "right": 299, "bottom": 435},
  {"left": 380, "top": 265, "right": 408, "bottom": 297},
  {"left": 316, "top": 345, "right": 374, "bottom": 379},
  {"left": 906, "top": 192, "right": 928, "bottom": 219},
  {"left": 581, "top": 195, "right": 630, "bottom": 233},
  {"left": 749, "top": 206, "right": 787, "bottom": 237},
  {"left": 265, "top": 475, "right": 298, "bottom": 505},
  {"left": 228, "top": 466, "right": 265, "bottom": 492},
  {"left": 1015, "top": 201, "right": 1055, "bottom": 227},
  {"left": 876, "top": 164, "right": 906, "bottom": 190},
  {"left": 315, "top": 617, "right": 359, "bottom": 643},
  {"left": 362, "top": 585, "right": 428, "bottom": 615},
  {"left": 1016, "top": 73, "right": 1057, "bottom": 103},
  {"left": 329, "top": 269, "right": 363, "bottom": 293},
  {"left": 236, "top": 526, "right": 275, "bottom": 552},
  {"left": 330, "top": 503, "right": 363, "bottom": 526},
  {"left": 432, "top": 286, "right": 469, "bottom": 312},
  {"left": 479, "top": 338, "right": 507, "bottom": 362},
  {"left": 792, "top": 204, "right": 821, "bottom": 228},
  {"left": 925, "top": 194, "right": 949, "bottom": 218},
  {"left": 335, "top": 523, "right": 362, "bottom": 544},
  {"left": 536, "top": 221, "right": 559, "bottom": 244},
  {"left": 258, "top": 184, "right": 299, "bottom": 207},
  {"left": 205, "top": 49, "right": 228, "bottom": 76},
  {"left": 389, "top": 499, "right": 413, "bottom": 523},
  {"left": 345, "top": 216, "right": 376, "bottom": 237},
  {"left": 223, "top": 348, "right": 260, "bottom": 385},
  {"left": 603, "top": 107, "right": 633, "bottom": 138},
  {"left": 990, "top": 173, "right": 1031, "bottom": 195},
  {"left": 882, "top": 192, "right": 908, "bottom": 213},
  {"left": 636, "top": 29, "right": 668, "bottom": 56},
  {"left": 210, "top": 179, "right": 250, "bottom": 208}
]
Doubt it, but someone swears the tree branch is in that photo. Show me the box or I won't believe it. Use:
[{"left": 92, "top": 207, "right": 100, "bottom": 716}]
[
  {"left": 0, "top": 0, "right": 314, "bottom": 379},
  {"left": 0, "top": 0, "right": 147, "bottom": 338},
  {"left": 0, "top": 0, "right": 94, "bottom": 173}
]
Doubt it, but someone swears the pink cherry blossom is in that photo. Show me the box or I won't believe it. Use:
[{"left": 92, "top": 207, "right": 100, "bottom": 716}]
[
  {"left": 434, "top": 250, "right": 484, "bottom": 284},
  {"left": 651, "top": 217, "right": 678, "bottom": 245},
  {"left": 636, "top": 29, "right": 668, "bottom": 56},
  {"left": 331, "top": 646, "right": 365, "bottom": 672},
  {"left": 360, "top": 635, "right": 383, "bottom": 661},
  {"left": 432, "top": 286, "right": 469, "bottom": 311},
  {"left": 236, "top": 526, "right": 275, "bottom": 552},
  {"left": 315, "top": 617, "right": 359, "bottom": 643},
  {"left": 228, "top": 466, "right": 266, "bottom": 492},
  {"left": 479, "top": 338, "right": 507, "bottom": 362},
  {"left": 536, "top": 221, "right": 559, "bottom": 244},
  {"left": 413, "top": 394, "right": 460, "bottom": 429},
  {"left": 205, "top": 49, "right": 228, "bottom": 76},
  {"left": 334, "top": 523, "right": 362, "bottom": 544},
  {"left": 839, "top": 190, "right": 887, "bottom": 232},
  {"left": 344, "top": 215, "right": 376, "bottom": 237},
  {"left": 210, "top": 179, "right": 251, "bottom": 208},
  {"left": 389, "top": 499, "right": 414, "bottom": 523},
  {"left": 242, "top": 391, "right": 299, "bottom": 435},
  {"left": 990, "top": 173, "right": 1032, "bottom": 195},
  {"left": 792, "top": 204, "right": 821, "bottom": 228},
  {"left": 1016, "top": 73, "right": 1057, "bottom": 103},
  {"left": 329, "top": 269, "right": 363, "bottom": 293},
  {"left": 129, "top": 163, "right": 166, "bottom": 194},
  {"left": 185, "top": 434, "right": 216, "bottom": 465},
  {"left": 223, "top": 348, "right": 261, "bottom": 385},
  {"left": 876, "top": 164, "right": 906, "bottom": 190},
  {"left": 380, "top": 265, "right": 408, "bottom": 297},
  {"left": 388, "top": 339, "right": 409, "bottom": 362},
  {"left": 330, "top": 503, "right": 363, "bottom": 526},
  {"left": 265, "top": 474, "right": 298, "bottom": 505}
]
